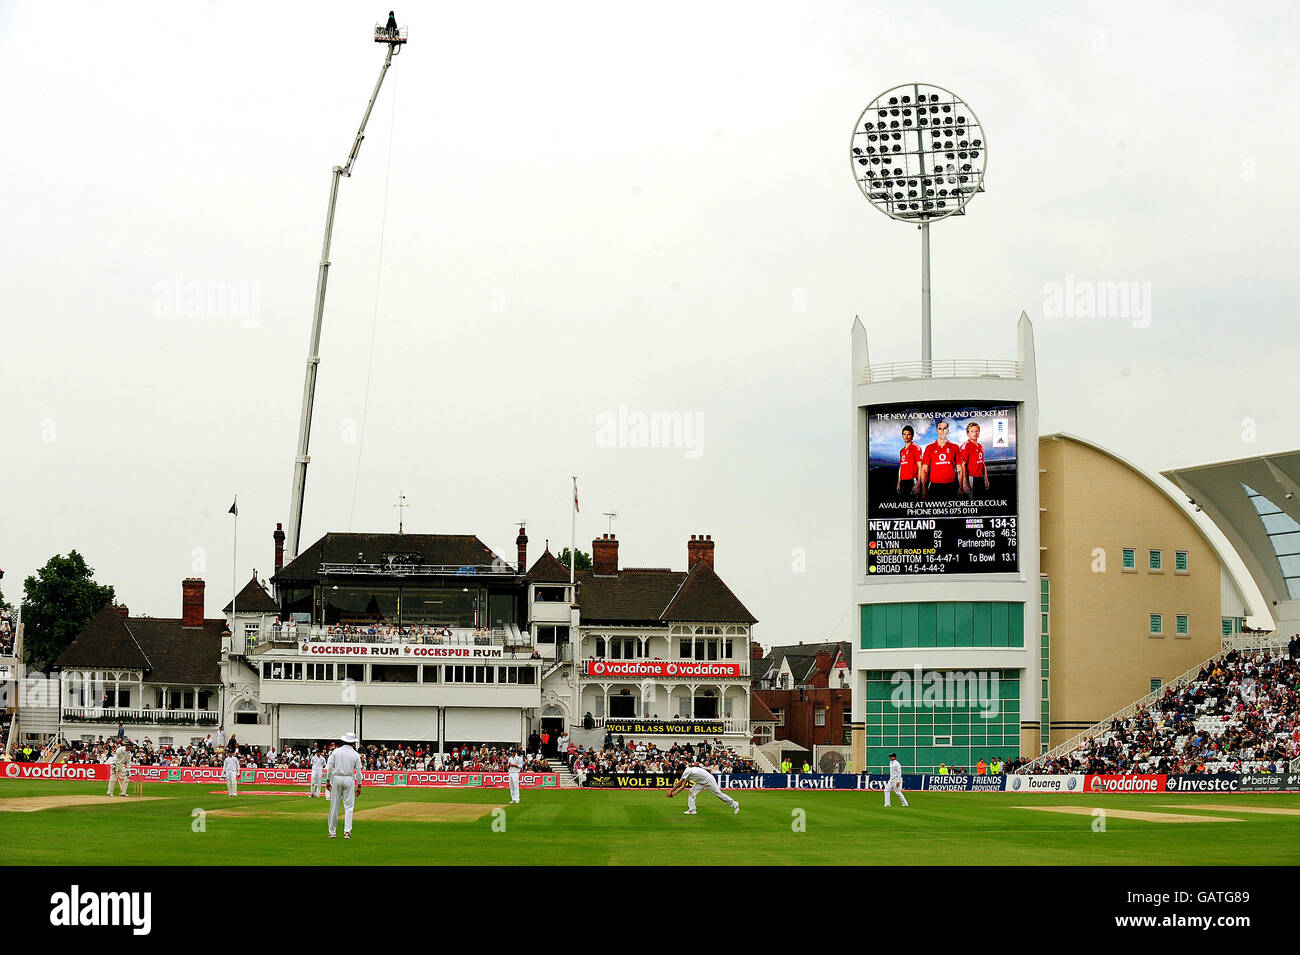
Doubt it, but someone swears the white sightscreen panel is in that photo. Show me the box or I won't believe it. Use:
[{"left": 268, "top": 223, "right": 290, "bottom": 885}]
[
  {"left": 279, "top": 704, "right": 353, "bottom": 740},
  {"left": 443, "top": 707, "right": 522, "bottom": 743},
  {"left": 362, "top": 705, "right": 439, "bottom": 742}
]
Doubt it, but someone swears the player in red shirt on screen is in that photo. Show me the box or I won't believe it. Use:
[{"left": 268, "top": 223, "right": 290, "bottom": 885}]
[
  {"left": 961, "top": 421, "right": 989, "bottom": 498},
  {"left": 896, "top": 425, "right": 922, "bottom": 497},
  {"left": 920, "top": 420, "right": 964, "bottom": 501}
]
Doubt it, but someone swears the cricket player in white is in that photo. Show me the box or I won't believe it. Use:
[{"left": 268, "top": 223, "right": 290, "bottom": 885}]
[
  {"left": 223, "top": 750, "right": 240, "bottom": 797},
  {"left": 507, "top": 748, "right": 524, "bottom": 804},
  {"left": 309, "top": 749, "right": 327, "bottom": 798},
  {"left": 107, "top": 741, "right": 133, "bottom": 796},
  {"left": 667, "top": 762, "right": 739, "bottom": 815},
  {"left": 884, "top": 752, "right": 909, "bottom": 807},
  {"left": 326, "top": 732, "right": 363, "bottom": 839}
]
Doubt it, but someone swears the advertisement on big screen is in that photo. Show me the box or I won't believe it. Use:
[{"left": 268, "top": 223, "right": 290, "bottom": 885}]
[{"left": 866, "top": 402, "right": 1019, "bottom": 576}]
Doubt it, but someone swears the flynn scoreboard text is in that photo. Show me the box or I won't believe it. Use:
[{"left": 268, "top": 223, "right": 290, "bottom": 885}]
[{"left": 868, "top": 516, "right": 1017, "bottom": 575}]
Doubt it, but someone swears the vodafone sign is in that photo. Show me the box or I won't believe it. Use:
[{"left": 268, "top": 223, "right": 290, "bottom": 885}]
[
  {"left": 3, "top": 762, "right": 109, "bottom": 781},
  {"left": 583, "top": 660, "right": 742, "bottom": 678},
  {"left": 1085, "top": 774, "right": 1166, "bottom": 793}
]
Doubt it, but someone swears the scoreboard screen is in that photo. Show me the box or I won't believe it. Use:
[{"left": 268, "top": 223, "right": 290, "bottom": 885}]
[{"left": 866, "top": 402, "right": 1018, "bottom": 575}]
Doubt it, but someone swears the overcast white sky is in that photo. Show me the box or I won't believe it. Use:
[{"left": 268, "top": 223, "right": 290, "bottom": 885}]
[{"left": 2, "top": 1, "right": 1297, "bottom": 643}]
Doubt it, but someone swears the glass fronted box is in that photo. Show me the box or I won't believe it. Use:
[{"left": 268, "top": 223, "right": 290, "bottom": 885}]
[{"left": 863, "top": 669, "right": 1020, "bottom": 773}]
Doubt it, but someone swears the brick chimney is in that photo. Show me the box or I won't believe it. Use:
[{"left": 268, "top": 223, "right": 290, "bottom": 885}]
[
  {"left": 750, "top": 641, "right": 764, "bottom": 661},
  {"left": 516, "top": 525, "right": 529, "bottom": 574},
  {"left": 182, "top": 578, "right": 205, "bottom": 628},
  {"left": 273, "top": 523, "right": 286, "bottom": 575},
  {"left": 687, "top": 534, "right": 715, "bottom": 571},
  {"left": 592, "top": 534, "right": 619, "bottom": 576},
  {"left": 115, "top": 603, "right": 130, "bottom": 620},
  {"left": 815, "top": 651, "right": 831, "bottom": 683}
]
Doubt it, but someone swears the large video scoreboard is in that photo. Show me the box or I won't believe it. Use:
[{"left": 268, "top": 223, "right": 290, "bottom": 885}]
[{"left": 866, "top": 402, "right": 1019, "bottom": 575}]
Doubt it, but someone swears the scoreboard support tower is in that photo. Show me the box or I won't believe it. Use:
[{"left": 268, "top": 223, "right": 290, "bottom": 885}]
[{"left": 850, "top": 313, "right": 1041, "bottom": 774}]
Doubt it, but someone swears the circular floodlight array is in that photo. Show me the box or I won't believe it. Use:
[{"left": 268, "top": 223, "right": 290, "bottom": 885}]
[{"left": 850, "top": 83, "right": 986, "bottom": 222}]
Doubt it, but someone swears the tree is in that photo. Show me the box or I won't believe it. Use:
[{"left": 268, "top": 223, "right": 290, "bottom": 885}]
[
  {"left": 557, "top": 547, "right": 592, "bottom": 571},
  {"left": 21, "top": 552, "right": 115, "bottom": 672}
]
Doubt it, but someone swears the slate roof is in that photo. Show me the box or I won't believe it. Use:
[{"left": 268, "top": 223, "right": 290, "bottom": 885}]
[
  {"left": 223, "top": 575, "right": 279, "bottom": 614},
  {"left": 126, "top": 618, "right": 224, "bottom": 684},
  {"left": 55, "top": 604, "right": 151, "bottom": 672},
  {"left": 276, "top": 533, "right": 507, "bottom": 581},
  {"left": 760, "top": 641, "right": 852, "bottom": 685},
  {"left": 572, "top": 559, "right": 757, "bottom": 626},
  {"left": 54, "top": 602, "right": 224, "bottom": 684},
  {"left": 574, "top": 569, "right": 686, "bottom": 624},
  {"left": 525, "top": 548, "right": 572, "bottom": 583},
  {"left": 661, "top": 561, "right": 757, "bottom": 624}
]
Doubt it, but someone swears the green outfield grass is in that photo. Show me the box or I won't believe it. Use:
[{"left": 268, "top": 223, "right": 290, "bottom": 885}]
[{"left": 1, "top": 781, "right": 1298, "bottom": 865}]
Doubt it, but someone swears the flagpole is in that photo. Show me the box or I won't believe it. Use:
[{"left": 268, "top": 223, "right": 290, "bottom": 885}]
[
  {"left": 231, "top": 495, "right": 238, "bottom": 620},
  {"left": 570, "top": 476, "right": 577, "bottom": 587}
]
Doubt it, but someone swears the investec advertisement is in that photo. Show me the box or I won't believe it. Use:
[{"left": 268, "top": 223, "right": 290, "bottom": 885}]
[{"left": 866, "top": 402, "right": 1018, "bottom": 575}]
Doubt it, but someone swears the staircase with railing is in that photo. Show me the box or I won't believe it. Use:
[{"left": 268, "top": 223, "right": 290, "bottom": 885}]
[
  {"left": 38, "top": 731, "right": 67, "bottom": 763},
  {"left": 1026, "top": 632, "right": 1292, "bottom": 770},
  {"left": 542, "top": 644, "right": 573, "bottom": 681},
  {"left": 546, "top": 757, "right": 582, "bottom": 789},
  {"left": 750, "top": 747, "right": 778, "bottom": 773}
]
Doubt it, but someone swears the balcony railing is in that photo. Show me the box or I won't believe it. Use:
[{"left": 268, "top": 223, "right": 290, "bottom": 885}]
[
  {"left": 62, "top": 707, "right": 219, "bottom": 727},
  {"left": 317, "top": 561, "right": 517, "bottom": 577},
  {"left": 254, "top": 624, "right": 531, "bottom": 652},
  {"left": 864, "top": 359, "right": 1023, "bottom": 383}
]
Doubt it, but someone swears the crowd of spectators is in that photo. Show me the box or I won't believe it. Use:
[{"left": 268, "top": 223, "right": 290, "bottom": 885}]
[
  {"left": 0, "top": 607, "right": 15, "bottom": 657},
  {"left": 569, "top": 736, "right": 756, "bottom": 783},
  {"left": 1030, "top": 648, "right": 1299, "bottom": 775},
  {"left": 32, "top": 734, "right": 549, "bottom": 773}
]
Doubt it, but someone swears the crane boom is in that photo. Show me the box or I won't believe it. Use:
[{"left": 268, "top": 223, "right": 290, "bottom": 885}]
[{"left": 285, "top": 28, "right": 406, "bottom": 566}]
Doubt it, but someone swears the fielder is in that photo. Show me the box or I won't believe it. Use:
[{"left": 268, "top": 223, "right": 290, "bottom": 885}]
[
  {"left": 107, "top": 740, "right": 134, "bottom": 796},
  {"left": 884, "top": 752, "right": 909, "bottom": 807},
  {"left": 309, "top": 748, "right": 326, "bottom": 798},
  {"left": 667, "top": 762, "right": 739, "bottom": 816},
  {"left": 326, "top": 732, "right": 363, "bottom": 840},
  {"left": 507, "top": 748, "right": 524, "bottom": 805},
  {"left": 223, "top": 749, "right": 240, "bottom": 797}
]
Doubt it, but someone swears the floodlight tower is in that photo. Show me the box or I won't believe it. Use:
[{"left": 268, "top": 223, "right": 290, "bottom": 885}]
[
  {"left": 284, "top": 17, "right": 409, "bottom": 565},
  {"left": 850, "top": 83, "right": 986, "bottom": 375}
]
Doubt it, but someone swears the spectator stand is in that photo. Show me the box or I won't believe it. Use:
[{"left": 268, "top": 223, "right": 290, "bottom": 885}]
[{"left": 1025, "top": 636, "right": 1298, "bottom": 776}]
